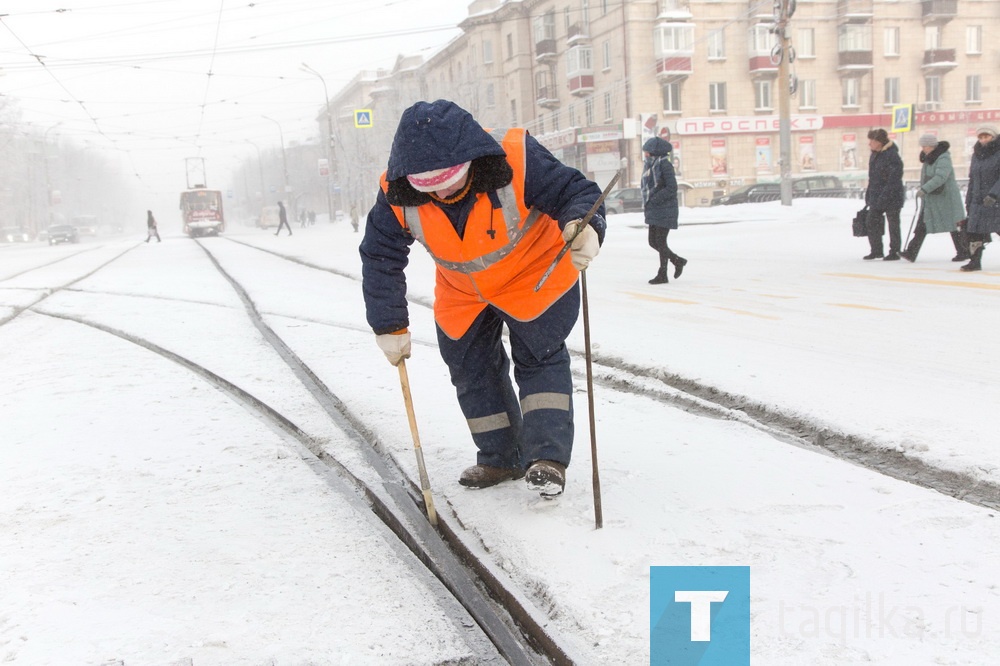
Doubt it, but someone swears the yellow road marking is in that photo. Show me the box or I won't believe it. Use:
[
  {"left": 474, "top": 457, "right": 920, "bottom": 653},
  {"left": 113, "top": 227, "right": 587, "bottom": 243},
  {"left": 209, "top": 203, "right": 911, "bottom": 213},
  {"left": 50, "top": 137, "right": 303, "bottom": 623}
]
[
  {"left": 827, "top": 303, "right": 904, "bottom": 312},
  {"left": 623, "top": 291, "right": 699, "bottom": 305},
  {"left": 826, "top": 272, "right": 1000, "bottom": 291},
  {"left": 712, "top": 307, "right": 781, "bottom": 320}
]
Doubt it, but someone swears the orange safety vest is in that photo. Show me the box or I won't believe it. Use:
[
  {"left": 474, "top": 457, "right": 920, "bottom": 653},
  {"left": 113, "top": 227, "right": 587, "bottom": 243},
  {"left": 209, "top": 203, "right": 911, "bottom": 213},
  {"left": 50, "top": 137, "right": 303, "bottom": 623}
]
[{"left": 380, "top": 128, "right": 579, "bottom": 340}]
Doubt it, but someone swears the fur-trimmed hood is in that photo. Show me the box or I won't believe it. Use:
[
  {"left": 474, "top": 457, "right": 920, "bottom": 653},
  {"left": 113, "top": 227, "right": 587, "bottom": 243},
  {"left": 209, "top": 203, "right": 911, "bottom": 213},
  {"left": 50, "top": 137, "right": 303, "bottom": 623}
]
[
  {"left": 919, "top": 141, "right": 951, "bottom": 165},
  {"left": 384, "top": 99, "right": 513, "bottom": 206}
]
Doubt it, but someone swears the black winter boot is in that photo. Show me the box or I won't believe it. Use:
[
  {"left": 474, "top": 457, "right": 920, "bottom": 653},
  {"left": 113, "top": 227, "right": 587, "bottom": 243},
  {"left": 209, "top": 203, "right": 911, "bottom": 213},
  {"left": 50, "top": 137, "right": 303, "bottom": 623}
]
[
  {"left": 951, "top": 230, "right": 971, "bottom": 261},
  {"left": 960, "top": 243, "right": 984, "bottom": 272},
  {"left": 672, "top": 256, "right": 688, "bottom": 279},
  {"left": 648, "top": 268, "right": 669, "bottom": 284}
]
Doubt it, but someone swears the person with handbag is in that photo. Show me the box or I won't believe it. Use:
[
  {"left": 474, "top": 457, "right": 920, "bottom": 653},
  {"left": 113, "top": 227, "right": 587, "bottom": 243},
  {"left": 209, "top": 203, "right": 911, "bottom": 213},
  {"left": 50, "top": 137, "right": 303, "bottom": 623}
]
[
  {"left": 863, "top": 128, "right": 906, "bottom": 260},
  {"left": 900, "top": 134, "right": 968, "bottom": 262},
  {"left": 961, "top": 125, "right": 1000, "bottom": 272}
]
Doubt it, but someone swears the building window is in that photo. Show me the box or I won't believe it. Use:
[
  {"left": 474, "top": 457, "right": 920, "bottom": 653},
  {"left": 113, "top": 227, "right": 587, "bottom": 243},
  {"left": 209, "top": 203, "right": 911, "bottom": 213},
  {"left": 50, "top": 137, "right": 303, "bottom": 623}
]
[
  {"left": 604, "top": 92, "right": 612, "bottom": 121},
  {"left": 842, "top": 78, "right": 860, "bottom": 107},
  {"left": 566, "top": 45, "right": 593, "bottom": 76},
  {"left": 602, "top": 40, "right": 611, "bottom": 70},
  {"left": 585, "top": 97, "right": 594, "bottom": 125},
  {"left": 799, "top": 80, "right": 816, "bottom": 109},
  {"left": 581, "top": 0, "right": 590, "bottom": 26},
  {"left": 925, "top": 76, "right": 941, "bottom": 104},
  {"left": 655, "top": 23, "right": 695, "bottom": 57},
  {"left": 486, "top": 83, "right": 495, "bottom": 108},
  {"left": 884, "top": 27, "right": 900, "bottom": 57},
  {"left": 709, "top": 82, "right": 727, "bottom": 111},
  {"left": 483, "top": 40, "right": 494, "bottom": 64},
  {"left": 967, "top": 26, "right": 982, "bottom": 55},
  {"left": 707, "top": 29, "right": 725, "bottom": 60},
  {"left": 749, "top": 23, "right": 776, "bottom": 56},
  {"left": 534, "top": 12, "right": 556, "bottom": 45},
  {"left": 754, "top": 79, "right": 772, "bottom": 111},
  {"left": 510, "top": 99, "right": 518, "bottom": 126},
  {"left": 925, "top": 25, "right": 941, "bottom": 50},
  {"left": 884, "top": 77, "right": 900, "bottom": 105},
  {"left": 601, "top": 0, "right": 608, "bottom": 15},
  {"left": 564, "top": 7, "right": 570, "bottom": 35},
  {"left": 662, "top": 81, "right": 681, "bottom": 113},
  {"left": 536, "top": 70, "right": 552, "bottom": 100},
  {"left": 967, "top": 75, "right": 982, "bottom": 103},
  {"left": 552, "top": 113, "right": 560, "bottom": 132},
  {"left": 838, "top": 25, "right": 871, "bottom": 52},
  {"left": 507, "top": 34, "right": 514, "bottom": 59},
  {"left": 569, "top": 103, "right": 577, "bottom": 126},
  {"left": 797, "top": 28, "right": 815, "bottom": 58},
  {"left": 537, "top": 116, "right": 545, "bottom": 135}
]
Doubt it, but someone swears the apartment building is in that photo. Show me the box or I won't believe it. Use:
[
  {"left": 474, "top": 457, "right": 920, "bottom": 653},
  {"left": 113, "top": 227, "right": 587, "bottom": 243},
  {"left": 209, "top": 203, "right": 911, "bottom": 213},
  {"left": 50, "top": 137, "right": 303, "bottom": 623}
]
[{"left": 326, "top": 0, "right": 1000, "bottom": 207}]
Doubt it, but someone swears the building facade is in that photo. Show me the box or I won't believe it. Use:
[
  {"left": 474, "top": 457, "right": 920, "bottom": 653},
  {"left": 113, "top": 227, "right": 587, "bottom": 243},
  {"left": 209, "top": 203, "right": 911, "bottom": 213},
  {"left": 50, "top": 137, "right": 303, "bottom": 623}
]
[{"left": 325, "top": 0, "right": 1000, "bottom": 207}]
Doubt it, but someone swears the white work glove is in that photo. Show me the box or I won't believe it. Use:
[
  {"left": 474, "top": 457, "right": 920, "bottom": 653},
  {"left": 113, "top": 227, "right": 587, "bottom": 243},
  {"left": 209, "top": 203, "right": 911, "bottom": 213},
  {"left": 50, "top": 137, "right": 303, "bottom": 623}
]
[
  {"left": 375, "top": 329, "right": 411, "bottom": 366},
  {"left": 562, "top": 219, "right": 600, "bottom": 271}
]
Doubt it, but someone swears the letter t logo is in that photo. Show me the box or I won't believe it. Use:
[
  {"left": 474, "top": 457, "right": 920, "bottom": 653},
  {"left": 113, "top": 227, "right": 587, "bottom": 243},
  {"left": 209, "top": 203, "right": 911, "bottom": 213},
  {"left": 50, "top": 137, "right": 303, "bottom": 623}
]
[{"left": 675, "top": 590, "right": 729, "bottom": 641}]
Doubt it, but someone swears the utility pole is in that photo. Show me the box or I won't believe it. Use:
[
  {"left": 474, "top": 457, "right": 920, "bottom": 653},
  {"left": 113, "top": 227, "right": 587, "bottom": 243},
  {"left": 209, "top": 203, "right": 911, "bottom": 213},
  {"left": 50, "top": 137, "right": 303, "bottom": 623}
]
[
  {"left": 775, "top": 0, "right": 794, "bottom": 206},
  {"left": 300, "top": 63, "right": 336, "bottom": 224},
  {"left": 261, "top": 115, "right": 290, "bottom": 200}
]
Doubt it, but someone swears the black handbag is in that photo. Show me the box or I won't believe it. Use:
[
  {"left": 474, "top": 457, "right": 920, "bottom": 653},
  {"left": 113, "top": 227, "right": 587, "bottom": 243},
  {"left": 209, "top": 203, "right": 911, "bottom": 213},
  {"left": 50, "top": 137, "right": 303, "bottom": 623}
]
[{"left": 852, "top": 206, "right": 869, "bottom": 237}]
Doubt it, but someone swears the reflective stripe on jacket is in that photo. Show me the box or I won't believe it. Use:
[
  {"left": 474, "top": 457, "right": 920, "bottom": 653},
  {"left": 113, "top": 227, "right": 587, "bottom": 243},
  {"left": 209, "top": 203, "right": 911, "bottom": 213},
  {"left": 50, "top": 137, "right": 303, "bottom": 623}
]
[{"left": 378, "top": 128, "right": 578, "bottom": 339}]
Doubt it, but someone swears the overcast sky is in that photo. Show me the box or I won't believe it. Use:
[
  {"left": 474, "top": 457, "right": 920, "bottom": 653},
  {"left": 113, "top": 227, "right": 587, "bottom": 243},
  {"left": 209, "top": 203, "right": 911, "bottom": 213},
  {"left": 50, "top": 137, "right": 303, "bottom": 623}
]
[{"left": 0, "top": 0, "right": 469, "bottom": 204}]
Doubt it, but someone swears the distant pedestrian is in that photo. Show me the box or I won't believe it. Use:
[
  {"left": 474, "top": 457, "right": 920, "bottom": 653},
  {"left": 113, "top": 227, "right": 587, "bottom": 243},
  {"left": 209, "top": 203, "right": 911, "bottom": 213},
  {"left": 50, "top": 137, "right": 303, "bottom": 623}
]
[
  {"left": 641, "top": 136, "right": 686, "bottom": 284},
  {"left": 350, "top": 204, "right": 360, "bottom": 232},
  {"left": 145, "top": 210, "right": 161, "bottom": 243},
  {"left": 274, "top": 201, "right": 292, "bottom": 236},
  {"left": 308, "top": 210, "right": 316, "bottom": 226},
  {"left": 863, "top": 128, "right": 905, "bottom": 261},
  {"left": 961, "top": 125, "right": 1000, "bottom": 272},
  {"left": 299, "top": 209, "right": 308, "bottom": 228},
  {"left": 900, "top": 134, "right": 968, "bottom": 262}
]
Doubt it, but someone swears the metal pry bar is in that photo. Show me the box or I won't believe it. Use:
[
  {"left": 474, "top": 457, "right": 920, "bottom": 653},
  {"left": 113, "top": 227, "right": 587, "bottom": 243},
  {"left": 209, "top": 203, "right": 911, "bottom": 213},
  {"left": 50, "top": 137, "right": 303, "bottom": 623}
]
[{"left": 534, "top": 169, "right": 621, "bottom": 292}]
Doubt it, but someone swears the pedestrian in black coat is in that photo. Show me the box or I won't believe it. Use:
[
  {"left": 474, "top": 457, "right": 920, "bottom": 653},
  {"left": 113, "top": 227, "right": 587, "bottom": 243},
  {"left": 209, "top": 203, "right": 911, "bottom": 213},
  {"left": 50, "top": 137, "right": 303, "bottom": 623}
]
[
  {"left": 961, "top": 125, "right": 1000, "bottom": 271},
  {"left": 863, "top": 128, "right": 905, "bottom": 260},
  {"left": 274, "top": 201, "right": 292, "bottom": 236},
  {"left": 145, "top": 210, "right": 161, "bottom": 243},
  {"left": 641, "top": 137, "right": 686, "bottom": 284}
]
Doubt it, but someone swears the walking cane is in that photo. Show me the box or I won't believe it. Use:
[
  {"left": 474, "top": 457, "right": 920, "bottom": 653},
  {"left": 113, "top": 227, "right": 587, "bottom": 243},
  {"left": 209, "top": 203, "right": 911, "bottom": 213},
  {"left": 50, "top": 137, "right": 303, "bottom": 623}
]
[
  {"left": 580, "top": 269, "right": 603, "bottom": 529},
  {"left": 903, "top": 193, "right": 922, "bottom": 253},
  {"left": 397, "top": 359, "right": 438, "bottom": 527}
]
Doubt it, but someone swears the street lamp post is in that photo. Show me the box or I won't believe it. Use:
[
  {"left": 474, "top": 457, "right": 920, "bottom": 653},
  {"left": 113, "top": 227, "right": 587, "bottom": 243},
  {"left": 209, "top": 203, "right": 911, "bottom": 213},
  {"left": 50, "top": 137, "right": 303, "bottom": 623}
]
[
  {"left": 245, "top": 140, "right": 267, "bottom": 206},
  {"left": 43, "top": 122, "right": 62, "bottom": 230},
  {"left": 300, "top": 62, "right": 336, "bottom": 224},
  {"left": 261, "top": 115, "right": 290, "bottom": 201}
]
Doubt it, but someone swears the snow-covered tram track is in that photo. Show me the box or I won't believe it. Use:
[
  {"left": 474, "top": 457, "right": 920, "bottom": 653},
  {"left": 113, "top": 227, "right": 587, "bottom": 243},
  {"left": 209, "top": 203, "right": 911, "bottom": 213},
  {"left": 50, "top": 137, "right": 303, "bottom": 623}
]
[
  {"left": 225, "top": 238, "right": 1000, "bottom": 514},
  {"left": 192, "top": 240, "right": 573, "bottom": 666}
]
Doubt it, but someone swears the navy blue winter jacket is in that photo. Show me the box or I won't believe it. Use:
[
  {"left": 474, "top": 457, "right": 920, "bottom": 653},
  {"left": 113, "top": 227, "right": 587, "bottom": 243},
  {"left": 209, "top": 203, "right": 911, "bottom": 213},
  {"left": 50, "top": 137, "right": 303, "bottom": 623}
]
[{"left": 359, "top": 100, "right": 605, "bottom": 335}]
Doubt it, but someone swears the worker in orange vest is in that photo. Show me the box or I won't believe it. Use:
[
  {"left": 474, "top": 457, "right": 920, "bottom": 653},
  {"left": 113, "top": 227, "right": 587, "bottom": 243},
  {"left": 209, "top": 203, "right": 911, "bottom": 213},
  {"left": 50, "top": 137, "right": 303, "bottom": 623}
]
[{"left": 360, "top": 100, "right": 605, "bottom": 498}]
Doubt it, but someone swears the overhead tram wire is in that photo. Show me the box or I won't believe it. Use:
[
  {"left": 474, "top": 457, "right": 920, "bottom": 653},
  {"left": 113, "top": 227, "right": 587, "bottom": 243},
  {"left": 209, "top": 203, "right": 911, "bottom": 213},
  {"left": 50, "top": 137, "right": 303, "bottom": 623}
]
[{"left": 193, "top": 0, "right": 227, "bottom": 153}]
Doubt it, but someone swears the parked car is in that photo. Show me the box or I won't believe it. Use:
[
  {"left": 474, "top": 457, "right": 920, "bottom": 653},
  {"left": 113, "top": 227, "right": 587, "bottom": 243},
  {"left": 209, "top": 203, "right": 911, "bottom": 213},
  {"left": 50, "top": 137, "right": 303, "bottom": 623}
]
[
  {"left": 710, "top": 183, "right": 781, "bottom": 206},
  {"left": 46, "top": 224, "right": 79, "bottom": 245},
  {"left": 257, "top": 205, "right": 281, "bottom": 229},
  {"left": 605, "top": 187, "right": 644, "bottom": 215},
  {"left": 72, "top": 215, "right": 99, "bottom": 236},
  {"left": 710, "top": 176, "right": 855, "bottom": 206},
  {"left": 1, "top": 227, "right": 32, "bottom": 243}
]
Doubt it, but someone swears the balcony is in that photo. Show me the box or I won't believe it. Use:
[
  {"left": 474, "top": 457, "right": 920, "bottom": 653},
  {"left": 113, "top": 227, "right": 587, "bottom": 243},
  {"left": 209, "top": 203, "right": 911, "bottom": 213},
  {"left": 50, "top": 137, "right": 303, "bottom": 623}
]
[
  {"left": 748, "top": 55, "right": 777, "bottom": 77},
  {"left": 837, "top": 50, "right": 873, "bottom": 72},
  {"left": 567, "top": 23, "right": 589, "bottom": 44},
  {"left": 656, "top": 55, "right": 693, "bottom": 80},
  {"left": 922, "top": 48, "right": 957, "bottom": 73},
  {"left": 922, "top": 0, "right": 957, "bottom": 22},
  {"left": 837, "top": 0, "right": 874, "bottom": 23},
  {"left": 568, "top": 75, "right": 594, "bottom": 96},
  {"left": 535, "top": 38, "right": 556, "bottom": 62},
  {"left": 536, "top": 86, "right": 561, "bottom": 109}
]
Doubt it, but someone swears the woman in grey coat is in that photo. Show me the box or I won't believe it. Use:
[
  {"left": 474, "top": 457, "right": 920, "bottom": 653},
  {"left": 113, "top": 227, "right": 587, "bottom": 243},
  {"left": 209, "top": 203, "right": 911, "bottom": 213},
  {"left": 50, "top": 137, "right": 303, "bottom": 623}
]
[
  {"left": 641, "top": 136, "right": 687, "bottom": 284},
  {"left": 900, "top": 134, "right": 968, "bottom": 262},
  {"left": 961, "top": 125, "right": 1000, "bottom": 271}
]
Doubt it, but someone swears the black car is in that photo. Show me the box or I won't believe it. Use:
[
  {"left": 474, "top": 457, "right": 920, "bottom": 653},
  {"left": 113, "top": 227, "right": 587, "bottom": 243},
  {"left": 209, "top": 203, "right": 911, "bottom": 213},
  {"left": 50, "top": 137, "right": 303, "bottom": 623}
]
[
  {"left": 710, "top": 183, "right": 780, "bottom": 206},
  {"left": 605, "top": 187, "right": 644, "bottom": 215},
  {"left": 47, "top": 224, "right": 79, "bottom": 245}
]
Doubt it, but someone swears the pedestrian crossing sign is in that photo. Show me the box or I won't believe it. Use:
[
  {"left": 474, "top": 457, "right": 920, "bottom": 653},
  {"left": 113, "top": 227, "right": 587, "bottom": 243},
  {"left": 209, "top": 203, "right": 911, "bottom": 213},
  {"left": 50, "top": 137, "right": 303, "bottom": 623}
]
[
  {"left": 891, "top": 104, "right": 914, "bottom": 133},
  {"left": 354, "top": 109, "right": 373, "bottom": 129}
]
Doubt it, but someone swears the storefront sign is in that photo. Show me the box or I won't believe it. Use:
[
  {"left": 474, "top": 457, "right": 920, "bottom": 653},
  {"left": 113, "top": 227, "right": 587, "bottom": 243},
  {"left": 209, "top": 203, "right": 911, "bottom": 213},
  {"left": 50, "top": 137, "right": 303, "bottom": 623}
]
[{"left": 676, "top": 115, "right": 823, "bottom": 136}]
